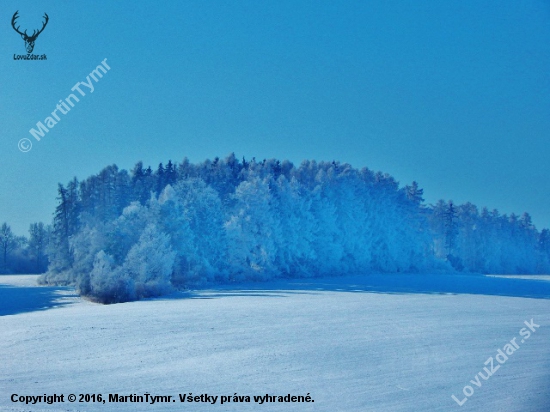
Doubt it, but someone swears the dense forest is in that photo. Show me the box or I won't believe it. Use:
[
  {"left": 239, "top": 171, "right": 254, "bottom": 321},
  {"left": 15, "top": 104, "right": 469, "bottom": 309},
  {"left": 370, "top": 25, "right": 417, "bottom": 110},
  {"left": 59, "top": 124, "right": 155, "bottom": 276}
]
[{"left": 2, "top": 154, "right": 549, "bottom": 302}]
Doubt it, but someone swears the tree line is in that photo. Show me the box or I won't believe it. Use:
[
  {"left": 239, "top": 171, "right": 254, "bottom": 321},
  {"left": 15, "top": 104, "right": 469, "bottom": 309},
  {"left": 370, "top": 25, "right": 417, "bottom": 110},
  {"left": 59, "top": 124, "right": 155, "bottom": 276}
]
[
  {"left": 0, "top": 222, "right": 49, "bottom": 274},
  {"left": 2, "top": 154, "right": 548, "bottom": 302}
]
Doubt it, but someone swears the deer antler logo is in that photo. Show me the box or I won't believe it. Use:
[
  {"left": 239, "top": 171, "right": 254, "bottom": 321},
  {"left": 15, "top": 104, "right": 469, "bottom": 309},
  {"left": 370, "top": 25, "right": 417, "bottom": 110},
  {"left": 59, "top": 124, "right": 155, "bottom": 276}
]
[{"left": 11, "top": 11, "right": 49, "bottom": 54}]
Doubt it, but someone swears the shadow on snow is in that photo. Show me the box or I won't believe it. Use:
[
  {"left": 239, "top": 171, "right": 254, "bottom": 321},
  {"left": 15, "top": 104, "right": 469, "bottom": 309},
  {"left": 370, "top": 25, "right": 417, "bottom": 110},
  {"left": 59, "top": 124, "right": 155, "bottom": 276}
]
[
  {"left": 171, "top": 273, "right": 550, "bottom": 301},
  {"left": 0, "top": 284, "right": 78, "bottom": 316},
  {"left": 3, "top": 273, "right": 549, "bottom": 311}
]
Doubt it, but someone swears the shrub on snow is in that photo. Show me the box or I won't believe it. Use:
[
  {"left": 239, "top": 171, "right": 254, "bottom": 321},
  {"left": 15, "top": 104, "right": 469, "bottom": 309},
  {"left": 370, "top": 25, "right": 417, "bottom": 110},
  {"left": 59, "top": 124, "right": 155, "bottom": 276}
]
[{"left": 87, "top": 225, "right": 176, "bottom": 303}]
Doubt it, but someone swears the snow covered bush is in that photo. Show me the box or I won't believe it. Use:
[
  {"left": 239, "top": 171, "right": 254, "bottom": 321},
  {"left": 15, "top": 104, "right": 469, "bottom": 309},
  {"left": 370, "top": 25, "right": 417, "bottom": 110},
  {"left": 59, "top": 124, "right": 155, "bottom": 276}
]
[
  {"left": 89, "top": 251, "right": 134, "bottom": 303},
  {"left": 85, "top": 225, "right": 176, "bottom": 303}
]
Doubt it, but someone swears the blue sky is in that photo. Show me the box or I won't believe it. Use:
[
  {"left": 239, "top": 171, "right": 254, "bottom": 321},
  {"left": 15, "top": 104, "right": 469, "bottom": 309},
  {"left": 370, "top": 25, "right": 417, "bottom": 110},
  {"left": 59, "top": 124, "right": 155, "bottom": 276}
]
[{"left": 1, "top": 0, "right": 549, "bottom": 235}]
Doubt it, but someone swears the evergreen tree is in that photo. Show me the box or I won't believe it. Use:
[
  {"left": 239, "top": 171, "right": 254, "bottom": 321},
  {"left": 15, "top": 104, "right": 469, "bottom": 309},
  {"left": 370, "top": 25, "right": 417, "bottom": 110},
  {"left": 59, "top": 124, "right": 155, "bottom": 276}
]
[
  {"left": 444, "top": 201, "right": 459, "bottom": 259},
  {"left": 405, "top": 181, "right": 424, "bottom": 205},
  {"left": 49, "top": 184, "right": 73, "bottom": 273},
  {"left": 28, "top": 222, "right": 48, "bottom": 273},
  {"left": 156, "top": 163, "right": 165, "bottom": 195},
  {"left": 165, "top": 160, "right": 177, "bottom": 186}
]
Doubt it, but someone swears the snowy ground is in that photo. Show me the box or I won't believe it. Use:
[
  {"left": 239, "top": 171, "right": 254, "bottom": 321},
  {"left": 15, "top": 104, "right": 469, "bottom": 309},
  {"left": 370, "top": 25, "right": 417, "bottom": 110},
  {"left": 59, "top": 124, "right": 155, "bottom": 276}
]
[
  {"left": 487, "top": 274, "right": 550, "bottom": 282},
  {"left": 1, "top": 273, "right": 549, "bottom": 412}
]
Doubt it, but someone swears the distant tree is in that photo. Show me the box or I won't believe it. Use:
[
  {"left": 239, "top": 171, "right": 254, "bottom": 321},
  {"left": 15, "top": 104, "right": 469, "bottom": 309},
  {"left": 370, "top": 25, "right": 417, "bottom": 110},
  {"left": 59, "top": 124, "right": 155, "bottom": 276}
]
[
  {"left": 456, "top": 203, "right": 481, "bottom": 271},
  {"left": 50, "top": 184, "right": 71, "bottom": 272},
  {"left": 0, "top": 223, "right": 17, "bottom": 271},
  {"left": 444, "top": 201, "right": 459, "bottom": 257},
  {"left": 540, "top": 229, "right": 550, "bottom": 256},
  {"left": 28, "top": 222, "right": 48, "bottom": 273},
  {"left": 165, "top": 160, "right": 177, "bottom": 186},
  {"left": 172, "top": 179, "right": 227, "bottom": 282},
  {"left": 156, "top": 163, "right": 165, "bottom": 194},
  {"left": 157, "top": 185, "right": 196, "bottom": 284},
  {"left": 405, "top": 181, "right": 424, "bottom": 205},
  {"left": 177, "top": 157, "right": 191, "bottom": 179},
  {"left": 225, "top": 177, "right": 280, "bottom": 279}
]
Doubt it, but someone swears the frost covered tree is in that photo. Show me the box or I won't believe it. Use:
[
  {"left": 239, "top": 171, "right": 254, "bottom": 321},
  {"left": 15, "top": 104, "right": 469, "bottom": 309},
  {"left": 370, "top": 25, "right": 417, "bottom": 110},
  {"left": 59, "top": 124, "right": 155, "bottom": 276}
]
[
  {"left": 225, "top": 177, "right": 281, "bottom": 279},
  {"left": 122, "top": 224, "right": 176, "bottom": 297},
  {"left": 170, "top": 179, "right": 227, "bottom": 283},
  {"left": 271, "top": 175, "right": 316, "bottom": 275}
]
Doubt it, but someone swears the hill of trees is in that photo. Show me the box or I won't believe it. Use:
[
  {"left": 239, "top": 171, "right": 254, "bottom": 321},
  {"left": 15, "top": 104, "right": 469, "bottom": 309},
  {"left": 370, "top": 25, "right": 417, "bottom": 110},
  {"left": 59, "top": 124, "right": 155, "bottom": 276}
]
[{"left": 3, "top": 154, "right": 548, "bottom": 302}]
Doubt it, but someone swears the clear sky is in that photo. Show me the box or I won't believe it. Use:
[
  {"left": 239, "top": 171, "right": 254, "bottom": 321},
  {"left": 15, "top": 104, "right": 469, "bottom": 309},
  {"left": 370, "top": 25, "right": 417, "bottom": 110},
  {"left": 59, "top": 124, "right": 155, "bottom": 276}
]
[{"left": 1, "top": 0, "right": 549, "bottom": 236}]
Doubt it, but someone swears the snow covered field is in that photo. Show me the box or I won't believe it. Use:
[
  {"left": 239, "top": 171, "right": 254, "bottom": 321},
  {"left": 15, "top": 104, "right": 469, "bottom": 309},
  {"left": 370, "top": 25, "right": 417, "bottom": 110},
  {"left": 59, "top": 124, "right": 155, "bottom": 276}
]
[{"left": 1, "top": 273, "right": 549, "bottom": 412}]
